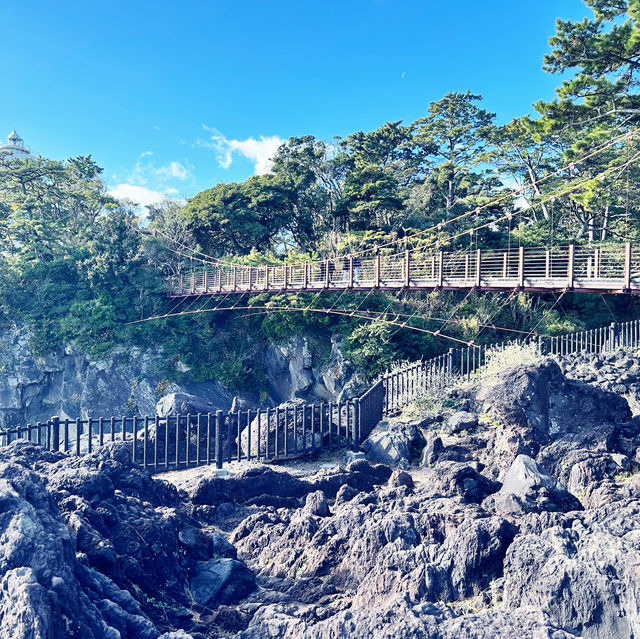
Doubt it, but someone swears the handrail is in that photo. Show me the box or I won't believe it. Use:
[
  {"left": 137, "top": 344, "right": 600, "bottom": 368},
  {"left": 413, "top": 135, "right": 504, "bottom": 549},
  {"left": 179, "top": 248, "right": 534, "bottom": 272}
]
[{"left": 168, "top": 242, "right": 640, "bottom": 297}]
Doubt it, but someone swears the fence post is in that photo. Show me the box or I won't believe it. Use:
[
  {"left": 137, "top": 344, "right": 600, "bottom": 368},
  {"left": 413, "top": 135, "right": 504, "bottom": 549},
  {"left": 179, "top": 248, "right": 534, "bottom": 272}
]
[
  {"left": 51, "top": 416, "right": 60, "bottom": 452},
  {"left": 354, "top": 398, "right": 361, "bottom": 445},
  {"left": 215, "top": 410, "right": 223, "bottom": 469},
  {"left": 609, "top": 322, "right": 619, "bottom": 351},
  {"left": 537, "top": 334, "right": 548, "bottom": 356}
]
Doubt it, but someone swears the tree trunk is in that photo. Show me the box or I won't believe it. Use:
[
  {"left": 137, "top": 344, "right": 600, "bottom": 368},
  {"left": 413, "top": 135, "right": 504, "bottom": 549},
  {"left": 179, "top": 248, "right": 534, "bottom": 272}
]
[
  {"left": 526, "top": 165, "right": 549, "bottom": 220},
  {"left": 600, "top": 203, "right": 610, "bottom": 242}
]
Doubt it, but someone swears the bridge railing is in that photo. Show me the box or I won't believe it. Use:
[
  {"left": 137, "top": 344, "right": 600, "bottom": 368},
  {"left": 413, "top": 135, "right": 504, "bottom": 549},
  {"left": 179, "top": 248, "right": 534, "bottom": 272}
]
[{"left": 168, "top": 242, "right": 637, "bottom": 296}]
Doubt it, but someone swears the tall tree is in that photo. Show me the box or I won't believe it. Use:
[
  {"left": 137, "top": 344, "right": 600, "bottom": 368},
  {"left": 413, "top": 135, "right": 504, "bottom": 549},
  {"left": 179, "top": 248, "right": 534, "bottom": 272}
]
[
  {"left": 410, "top": 91, "right": 499, "bottom": 235},
  {"left": 541, "top": 0, "right": 640, "bottom": 125}
]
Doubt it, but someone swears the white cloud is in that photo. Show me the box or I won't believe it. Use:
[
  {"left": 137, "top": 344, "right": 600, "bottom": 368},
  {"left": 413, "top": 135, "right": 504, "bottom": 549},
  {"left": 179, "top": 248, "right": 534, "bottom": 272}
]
[
  {"left": 155, "top": 160, "right": 192, "bottom": 181},
  {"left": 201, "top": 125, "right": 283, "bottom": 175},
  {"left": 108, "top": 183, "right": 167, "bottom": 207}
]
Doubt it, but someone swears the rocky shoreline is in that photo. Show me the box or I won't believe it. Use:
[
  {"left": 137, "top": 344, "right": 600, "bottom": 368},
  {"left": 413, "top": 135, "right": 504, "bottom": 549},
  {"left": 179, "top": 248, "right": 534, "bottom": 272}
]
[{"left": 3, "top": 351, "right": 640, "bottom": 637}]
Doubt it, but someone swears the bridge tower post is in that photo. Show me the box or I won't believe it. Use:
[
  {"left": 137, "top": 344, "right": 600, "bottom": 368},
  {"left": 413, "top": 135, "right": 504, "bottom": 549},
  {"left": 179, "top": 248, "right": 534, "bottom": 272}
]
[
  {"left": 567, "top": 244, "right": 575, "bottom": 289},
  {"left": 404, "top": 250, "right": 410, "bottom": 288},
  {"left": 624, "top": 242, "right": 632, "bottom": 291},
  {"left": 518, "top": 246, "right": 525, "bottom": 288}
]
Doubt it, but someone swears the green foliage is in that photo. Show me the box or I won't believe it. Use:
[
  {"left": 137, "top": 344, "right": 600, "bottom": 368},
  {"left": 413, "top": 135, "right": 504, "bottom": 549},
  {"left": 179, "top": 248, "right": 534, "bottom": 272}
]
[{"left": 344, "top": 321, "right": 398, "bottom": 380}]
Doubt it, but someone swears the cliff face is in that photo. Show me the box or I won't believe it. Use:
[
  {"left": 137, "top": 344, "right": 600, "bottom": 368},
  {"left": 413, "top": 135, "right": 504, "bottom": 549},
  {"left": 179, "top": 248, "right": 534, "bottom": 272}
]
[
  {"left": 0, "top": 328, "right": 361, "bottom": 428},
  {"left": 0, "top": 328, "right": 166, "bottom": 427}
]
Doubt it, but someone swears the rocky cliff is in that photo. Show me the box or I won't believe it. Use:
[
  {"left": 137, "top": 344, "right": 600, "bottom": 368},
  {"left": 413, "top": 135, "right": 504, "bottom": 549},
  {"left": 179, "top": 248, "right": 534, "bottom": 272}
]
[{"left": 3, "top": 351, "right": 640, "bottom": 637}]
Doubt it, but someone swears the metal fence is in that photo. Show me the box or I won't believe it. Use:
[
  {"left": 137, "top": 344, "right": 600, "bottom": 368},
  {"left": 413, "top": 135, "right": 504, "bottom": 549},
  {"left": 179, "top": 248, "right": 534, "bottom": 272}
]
[
  {"left": 0, "top": 395, "right": 381, "bottom": 474},
  {"left": 3, "top": 319, "right": 640, "bottom": 472},
  {"left": 381, "top": 319, "right": 640, "bottom": 414}
]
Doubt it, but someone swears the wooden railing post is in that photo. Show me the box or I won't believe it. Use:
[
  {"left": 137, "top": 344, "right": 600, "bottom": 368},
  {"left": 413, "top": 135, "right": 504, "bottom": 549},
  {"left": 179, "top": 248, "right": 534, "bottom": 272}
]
[
  {"left": 545, "top": 250, "right": 550, "bottom": 279},
  {"left": 374, "top": 255, "right": 381, "bottom": 288},
  {"left": 518, "top": 246, "right": 525, "bottom": 288},
  {"left": 502, "top": 252, "right": 507, "bottom": 278},
  {"left": 404, "top": 250, "right": 410, "bottom": 288},
  {"left": 624, "top": 242, "right": 632, "bottom": 290},
  {"left": 567, "top": 244, "right": 575, "bottom": 289},
  {"left": 475, "top": 249, "right": 481, "bottom": 287},
  {"left": 203, "top": 270, "right": 209, "bottom": 293},
  {"left": 594, "top": 248, "right": 600, "bottom": 278}
]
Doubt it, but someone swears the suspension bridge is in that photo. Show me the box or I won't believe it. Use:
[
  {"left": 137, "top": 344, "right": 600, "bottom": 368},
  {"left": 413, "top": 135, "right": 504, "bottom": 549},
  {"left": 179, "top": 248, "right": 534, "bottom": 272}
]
[{"left": 168, "top": 242, "right": 640, "bottom": 298}]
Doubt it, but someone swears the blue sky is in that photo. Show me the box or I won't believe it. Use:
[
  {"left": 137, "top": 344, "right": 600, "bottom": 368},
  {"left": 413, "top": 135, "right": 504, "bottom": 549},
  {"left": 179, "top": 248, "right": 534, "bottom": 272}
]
[{"left": 1, "top": 0, "right": 589, "bottom": 207}]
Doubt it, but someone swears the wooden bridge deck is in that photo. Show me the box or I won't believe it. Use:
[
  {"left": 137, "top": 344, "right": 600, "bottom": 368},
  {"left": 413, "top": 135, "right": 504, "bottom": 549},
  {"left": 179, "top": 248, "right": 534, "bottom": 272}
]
[{"left": 168, "top": 243, "right": 640, "bottom": 297}]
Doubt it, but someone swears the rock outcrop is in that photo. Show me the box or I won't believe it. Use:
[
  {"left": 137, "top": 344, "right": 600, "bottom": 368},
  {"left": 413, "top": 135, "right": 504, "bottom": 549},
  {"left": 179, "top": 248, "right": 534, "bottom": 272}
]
[
  {"left": 0, "top": 441, "right": 255, "bottom": 638},
  {"left": 5, "top": 350, "right": 640, "bottom": 637}
]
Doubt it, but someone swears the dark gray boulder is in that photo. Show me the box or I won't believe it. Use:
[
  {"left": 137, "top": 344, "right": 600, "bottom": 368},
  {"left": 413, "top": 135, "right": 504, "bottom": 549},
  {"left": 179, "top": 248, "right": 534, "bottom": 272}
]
[
  {"left": 420, "top": 434, "right": 444, "bottom": 466},
  {"left": 156, "top": 390, "right": 230, "bottom": 417},
  {"left": 189, "top": 461, "right": 391, "bottom": 506},
  {"left": 484, "top": 454, "right": 583, "bottom": 515},
  {"left": 388, "top": 468, "right": 414, "bottom": 489},
  {"left": 473, "top": 360, "right": 630, "bottom": 479},
  {"left": 189, "top": 558, "right": 255, "bottom": 606},
  {"left": 431, "top": 461, "right": 500, "bottom": 504},
  {"left": 303, "top": 490, "right": 331, "bottom": 517},
  {"left": 363, "top": 420, "right": 426, "bottom": 467},
  {"left": 446, "top": 411, "right": 478, "bottom": 433}
]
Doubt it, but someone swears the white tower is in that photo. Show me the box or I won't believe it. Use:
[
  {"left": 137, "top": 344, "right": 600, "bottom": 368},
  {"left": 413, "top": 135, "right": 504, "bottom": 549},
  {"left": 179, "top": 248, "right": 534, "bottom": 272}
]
[{"left": 0, "top": 130, "right": 31, "bottom": 160}]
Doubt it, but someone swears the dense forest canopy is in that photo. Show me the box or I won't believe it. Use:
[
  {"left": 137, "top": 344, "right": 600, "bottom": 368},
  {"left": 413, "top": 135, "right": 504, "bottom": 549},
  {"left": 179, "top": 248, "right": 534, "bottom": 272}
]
[{"left": 1, "top": 0, "right": 639, "bottom": 390}]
